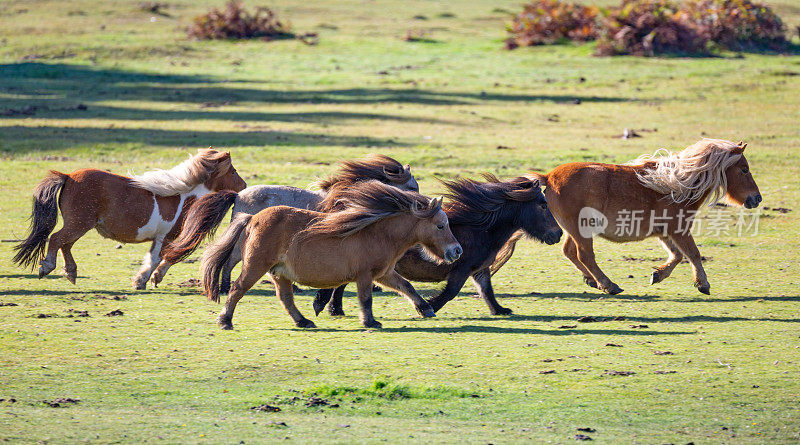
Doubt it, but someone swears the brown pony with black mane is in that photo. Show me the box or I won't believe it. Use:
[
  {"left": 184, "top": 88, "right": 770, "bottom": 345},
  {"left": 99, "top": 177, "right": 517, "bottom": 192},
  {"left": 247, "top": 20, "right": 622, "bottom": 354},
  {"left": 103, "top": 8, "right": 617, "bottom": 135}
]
[
  {"left": 314, "top": 174, "right": 562, "bottom": 316},
  {"left": 194, "top": 181, "right": 462, "bottom": 330},
  {"left": 526, "top": 138, "right": 761, "bottom": 295},
  {"left": 13, "top": 148, "right": 246, "bottom": 289},
  {"left": 153, "top": 154, "right": 417, "bottom": 289}
]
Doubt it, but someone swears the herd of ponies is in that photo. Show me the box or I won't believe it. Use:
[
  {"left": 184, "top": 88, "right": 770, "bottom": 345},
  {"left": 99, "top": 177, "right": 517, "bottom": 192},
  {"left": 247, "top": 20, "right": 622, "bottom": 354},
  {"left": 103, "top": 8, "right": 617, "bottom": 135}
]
[{"left": 13, "top": 138, "right": 762, "bottom": 329}]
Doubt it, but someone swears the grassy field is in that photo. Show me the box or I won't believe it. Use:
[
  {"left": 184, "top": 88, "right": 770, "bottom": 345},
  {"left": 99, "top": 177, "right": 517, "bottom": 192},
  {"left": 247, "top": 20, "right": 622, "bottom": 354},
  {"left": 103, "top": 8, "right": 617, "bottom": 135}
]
[{"left": 1, "top": 0, "right": 800, "bottom": 443}]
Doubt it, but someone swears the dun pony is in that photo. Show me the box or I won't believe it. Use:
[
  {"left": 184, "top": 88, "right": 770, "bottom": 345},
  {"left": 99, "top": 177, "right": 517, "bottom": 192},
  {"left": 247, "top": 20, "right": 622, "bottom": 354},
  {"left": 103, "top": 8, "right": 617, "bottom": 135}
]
[{"left": 197, "top": 181, "right": 462, "bottom": 330}]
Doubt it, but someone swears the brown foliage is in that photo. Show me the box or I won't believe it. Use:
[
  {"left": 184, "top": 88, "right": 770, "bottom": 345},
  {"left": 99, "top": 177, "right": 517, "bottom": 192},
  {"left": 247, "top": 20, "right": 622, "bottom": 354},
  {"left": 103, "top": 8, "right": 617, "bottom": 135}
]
[
  {"left": 187, "top": 1, "right": 293, "bottom": 40},
  {"left": 505, "top": 0, "right": 599, "bottom": 49}
]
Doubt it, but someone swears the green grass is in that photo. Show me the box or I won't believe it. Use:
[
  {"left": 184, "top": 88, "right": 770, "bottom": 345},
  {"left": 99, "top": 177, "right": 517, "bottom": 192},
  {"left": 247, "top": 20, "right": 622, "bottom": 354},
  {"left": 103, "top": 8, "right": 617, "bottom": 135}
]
[{"left": 1, "top": 0, "right": 800, "bottom": 443}]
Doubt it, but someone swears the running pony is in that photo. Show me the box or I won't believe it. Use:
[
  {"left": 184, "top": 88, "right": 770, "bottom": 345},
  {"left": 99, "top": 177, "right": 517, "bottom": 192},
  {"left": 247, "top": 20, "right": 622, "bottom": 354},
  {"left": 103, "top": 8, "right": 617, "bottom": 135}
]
[
  {"left": 314, "top": 174, "right": 563, "bottom": 316},
  {"left": 527, "top": 138, "right": 761, "bottom": 295},
  {"left": 152, "top": 154, "right": 418, "bottom": 289},
  {"left": 13, "top": 148, "right": 246, "bottom": 289},
  {"left": 189, "top": 181, "right": 462, "bottom": 330}
]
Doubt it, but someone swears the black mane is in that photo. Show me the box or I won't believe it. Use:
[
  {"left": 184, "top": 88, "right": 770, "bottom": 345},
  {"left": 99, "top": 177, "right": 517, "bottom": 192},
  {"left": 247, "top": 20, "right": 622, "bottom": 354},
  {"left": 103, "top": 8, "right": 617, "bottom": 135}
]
[{"left": 442, "top": 174, "right": 540, "bottom": 227}]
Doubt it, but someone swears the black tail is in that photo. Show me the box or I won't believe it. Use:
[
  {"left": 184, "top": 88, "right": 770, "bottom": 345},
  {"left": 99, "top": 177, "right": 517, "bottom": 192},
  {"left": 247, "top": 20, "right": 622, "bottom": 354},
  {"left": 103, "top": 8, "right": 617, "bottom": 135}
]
[
  {"left": 161, "top": 190, "right": 239, "bottom": 265},
  {"left": 13, "top": 171, "right": 67, "bottom": 269},
  {"left": 200, "top": 214, "right": 252, "bottom": 303},
  {"left": 490, "top": 231, "right": 523, "bottom": 276}
]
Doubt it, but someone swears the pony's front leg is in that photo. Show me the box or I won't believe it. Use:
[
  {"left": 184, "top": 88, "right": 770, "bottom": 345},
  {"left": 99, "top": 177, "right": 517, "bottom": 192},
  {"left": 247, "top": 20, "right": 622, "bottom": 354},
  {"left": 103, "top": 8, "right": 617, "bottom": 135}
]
[
  {"left": 425, "top": 268, "right": 470, "bottom": 313},
  {"left": 669, "top": 233, "right": 710, "bottom": 294},
  {"left": 376, "top": 270, "right": 435, "bottom": 318},
  {"left": 573, "top": 236, "right": 623, "bottom": 295},
  {"left": 651, "top": 237, "right": 683, "bottom": 285},
  {"left": 355, "top": 276, "right": 381, "bottom": 329},
  {"left": 562, "top": 235, "right": 598, "bottom": 289},
  {"left": 471, "top": 268, "right": 511, "bottom": 315},
  {"left": 272, "top": 275, "right": 316, "bottom": 328},
  {"left": 133, "top": 238, "right": 163, "bottom": 290}
]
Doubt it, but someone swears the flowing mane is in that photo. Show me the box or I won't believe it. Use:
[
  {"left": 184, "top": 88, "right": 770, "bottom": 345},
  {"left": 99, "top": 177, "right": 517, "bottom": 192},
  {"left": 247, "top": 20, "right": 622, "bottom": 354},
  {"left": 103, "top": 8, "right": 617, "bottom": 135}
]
[
  {"left": 299, "top": 181, "right": 440, "bottom": 241},
  {"left": 443, "top": 174, "right": 541, "bottom": 227},
  {"left": 130, "top": 148, "right": 231, "bottom": 196},
  {"left": 314, "top": 154, "right": 414, "bottom": 192},
  {"left": 628, "top": 138, "right": 744, "bottom": 205}
]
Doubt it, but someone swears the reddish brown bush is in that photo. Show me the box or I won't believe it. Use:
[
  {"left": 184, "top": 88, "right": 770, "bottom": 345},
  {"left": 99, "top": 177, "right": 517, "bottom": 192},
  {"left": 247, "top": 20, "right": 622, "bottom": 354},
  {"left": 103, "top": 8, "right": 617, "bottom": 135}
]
[
  {"left": 685, "top": 0, "right": 786, "bottom": 50},
  {"left": 594, "top": 0, "right": 707, "bottom": 56},
  {"left": 187, "top": 1, "right": 293, "bottom": 40},
  {"left": 505, "top": 0, "right": 600, "bottom": 49}
]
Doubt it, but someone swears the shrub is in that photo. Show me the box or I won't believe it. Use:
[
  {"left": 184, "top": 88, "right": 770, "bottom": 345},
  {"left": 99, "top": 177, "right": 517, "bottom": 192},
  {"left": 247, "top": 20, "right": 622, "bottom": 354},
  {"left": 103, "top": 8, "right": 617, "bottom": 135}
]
[
  {"left": 595, "top": 0, "right": 708, "bottom": 56},
  {"left": 685, "top": 0, "right": 786, "bottom": 50},
  {"left": 505, "top": 0, "right": 600, "bottom": 49},
  {"left": 187, "top": 1, "right": 293, "bottom": 40}
]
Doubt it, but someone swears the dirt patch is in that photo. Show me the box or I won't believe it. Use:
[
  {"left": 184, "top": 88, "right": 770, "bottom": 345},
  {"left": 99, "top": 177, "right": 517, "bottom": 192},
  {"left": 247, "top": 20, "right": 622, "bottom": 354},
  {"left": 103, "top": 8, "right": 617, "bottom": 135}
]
[
  {"left": 653, "top": 350, "right": 674, "bottom": 355},
  {"left": 177, "top": 278, "right": 201, "bottom": 288},
  {"left": 0, "top": 302, "right": 18, "bottom": 307},
  {"left": 629, "top": 324, "right": 649, "bottom": 329},
  {"left": 574, "top": 434, "right": 593, "bottom": 440},
  {"left": 577, "top": 316, "right": 600, "bottom": 323},
  {"left": 33, "top": 313, "right": 57, "bottom": 318},
  {"left": 577, "top": 427, "right": 596, "bottom": 433},
  {"left": 305, "top": 396, "right": 339, "bottom": 408},
  {"left": 42, "top": 397, "right": 79, "bottom": 407},
  {"left": 605, "top": 370, "right": 635, "bottom": 376},
  {"left": 654, "top": 370, "right": 677, "bottom": 374},
  {"left": 539, "top": 370, "right": 556, "bottom": 374},
  {"left": 104, "top": 309, "right": 124, "bottom": 317},
  {"left": 0, "top": 398, "right": 17, "bottom": 403},
  {"left": 558, "top": 325, "right": 577, "bottom": 329},
  {"left": 764, "top": 206, "right": 792, "bottom": 213},
  {"left": 605, "top": 343, "right": 623, "bottom": 347},
  {"left": 251, "top": 404, "right": 281, "bottom": 412},
  {"left": 66, "top": 309, "right": 90, "bottom": 317}
]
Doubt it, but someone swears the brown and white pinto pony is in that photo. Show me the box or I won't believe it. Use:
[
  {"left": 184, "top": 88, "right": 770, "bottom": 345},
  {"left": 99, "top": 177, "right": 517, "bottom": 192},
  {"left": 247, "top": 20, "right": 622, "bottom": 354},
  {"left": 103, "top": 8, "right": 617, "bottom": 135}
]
[
  {"left": 192, "top": 181, "right": 462, "bottom": 330},
  {"left": 527, "top": 139, "right": 761, "bottom": 295},
  {"left": 13, "top": 148, "right": 246, "bottom": 289}
]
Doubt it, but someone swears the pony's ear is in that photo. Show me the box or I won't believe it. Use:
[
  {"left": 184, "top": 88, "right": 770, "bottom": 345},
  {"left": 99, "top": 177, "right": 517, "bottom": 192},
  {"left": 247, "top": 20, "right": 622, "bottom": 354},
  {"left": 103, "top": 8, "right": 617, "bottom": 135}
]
[
  {"left": 429, "top": 196, "right": 443, "bottom": 210},
  {"left": 404, "top": 164, "right": 411, "bottom": 172},
  {"left": 733, "top": 141, "right": 747, "bottom": 154}
]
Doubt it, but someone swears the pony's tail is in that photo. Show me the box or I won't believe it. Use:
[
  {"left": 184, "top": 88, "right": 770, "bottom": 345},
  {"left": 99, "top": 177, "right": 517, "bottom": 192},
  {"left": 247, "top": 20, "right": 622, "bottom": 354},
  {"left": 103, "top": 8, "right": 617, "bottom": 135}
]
[
  {"left": 490, "top": 231, "right": 524, "bottom": 276},
  {"left": 161, "top": 190, "right": 239, "bottom": 265},
  {"left": 200, "top": 214, "right": 252, "bottom": 303},
  {"left": 13, "top": 171, "right": 68, "bottom": 269}
]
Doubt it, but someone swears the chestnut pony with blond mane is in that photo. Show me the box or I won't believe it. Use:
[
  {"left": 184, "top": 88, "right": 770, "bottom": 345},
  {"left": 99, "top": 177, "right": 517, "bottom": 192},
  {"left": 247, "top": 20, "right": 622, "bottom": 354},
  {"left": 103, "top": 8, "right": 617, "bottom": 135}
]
[
  {"left": 526, "top": 138, "right": 761, "bottom": 295},
  {"left": 13, "top": 148, "right": 246, "bottom": 289},
  {"left": 194, "top": 181, "right": 462, "bottom": 330}
]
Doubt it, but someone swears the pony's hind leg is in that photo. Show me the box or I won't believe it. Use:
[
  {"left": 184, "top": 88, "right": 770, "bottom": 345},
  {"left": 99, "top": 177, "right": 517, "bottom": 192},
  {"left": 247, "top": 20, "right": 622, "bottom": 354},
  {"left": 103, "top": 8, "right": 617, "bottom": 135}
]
[
  {"left": 651, "top": 237, "right": 683, "bottom": 285},
  {"left": 376, "top": 270, "right": 435, "bottom": 318},
  {"left": 219, "top": 242, "right": 243, "bottom": 295},
  {"left": 572, "top": 236, "right": 623, "bottom": 295},
  {"left": 40, "top": 216, "right": 93, "bottom": 281},
  {"left": 217, "top": 258, "right": 271, "bottom": 330},
  {"left": 329, "top": 285, "right": 346, "bottom": 316},
  {"left": 668, "top": 233, "right": 710, "bottom": 294},
  {"left": 272, "top": 275, "right": 316, "bottom": 328},
  {"left": 471, "top": 268, "right": 511, "bottom": 315},
  {"left": 562, "top": 235, "right": 598, "bottom": 289}
]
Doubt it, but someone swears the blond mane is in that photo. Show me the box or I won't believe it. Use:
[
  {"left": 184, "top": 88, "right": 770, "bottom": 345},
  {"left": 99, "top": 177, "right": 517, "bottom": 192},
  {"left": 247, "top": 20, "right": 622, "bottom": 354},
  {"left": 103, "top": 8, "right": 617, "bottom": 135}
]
[
  {"left": 130, "top": 148, "right": 230, "bottom": 196},
  {"left": 628, "top": 138, "right": 743, "bottom": 205}
]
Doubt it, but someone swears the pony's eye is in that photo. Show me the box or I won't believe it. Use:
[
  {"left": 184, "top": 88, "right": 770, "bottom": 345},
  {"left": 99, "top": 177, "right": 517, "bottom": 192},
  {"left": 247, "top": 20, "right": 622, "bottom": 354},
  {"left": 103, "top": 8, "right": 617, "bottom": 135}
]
[
  {"left": 741, "top": 168, "right": 749, "bottom": 174},
  {"left": 437, "top": 224, "right": 445, "bottom": 230},
  {"left": 540, "top": 202, "right": 547, "bottom": 210}
]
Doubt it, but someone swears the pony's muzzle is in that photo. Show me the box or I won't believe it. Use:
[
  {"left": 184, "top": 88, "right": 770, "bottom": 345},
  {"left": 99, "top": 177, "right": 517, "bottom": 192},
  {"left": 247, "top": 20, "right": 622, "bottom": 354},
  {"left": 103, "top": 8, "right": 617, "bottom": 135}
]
[
  {"left": 444, "top": 244, "right": 463, "bottom": 263},
  {"left": 544, "top": 228, "right": 563, "bottom": 245},
  {"left": 744, "top": 193, "right": 762, "bottom": 209}
]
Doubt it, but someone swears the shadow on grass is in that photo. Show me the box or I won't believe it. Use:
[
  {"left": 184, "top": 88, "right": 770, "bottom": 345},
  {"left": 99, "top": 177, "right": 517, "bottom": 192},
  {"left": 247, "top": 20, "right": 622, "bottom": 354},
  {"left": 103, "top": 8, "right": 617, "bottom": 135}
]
[
  {"left": 282, "top": 325, "right": 693, "bottom": 335},
  {"left": 0, "top": 63, "right": 638, "bottom": 152}
]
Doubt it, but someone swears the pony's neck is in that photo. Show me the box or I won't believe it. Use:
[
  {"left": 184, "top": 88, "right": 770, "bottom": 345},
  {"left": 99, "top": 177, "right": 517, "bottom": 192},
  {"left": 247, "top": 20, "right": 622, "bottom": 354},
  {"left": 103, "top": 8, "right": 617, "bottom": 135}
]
[
  {"left": 370, "top": 214, "right": 421, "bottom": 254},
  {"left": 185, "top": 182, "right": 211, "bottom": 199}
]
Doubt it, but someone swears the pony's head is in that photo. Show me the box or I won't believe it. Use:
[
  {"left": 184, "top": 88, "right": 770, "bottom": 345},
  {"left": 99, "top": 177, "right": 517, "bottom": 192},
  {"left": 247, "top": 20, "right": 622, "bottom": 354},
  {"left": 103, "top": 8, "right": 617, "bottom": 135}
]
[
  {"left": 722, "top": 142, "right": 762, "bottom": 209},
  {"left": 316, "top": 154, "right": 418, "bottom": 192},
  {"left": 443, "top": 174, "right": 562, "bottom": 245},
  {"left": 631, "top": 138, "right": 761, "bottom": 208},
  {"left": 199, "top": 148, "right": 247, "bottom": 193},
  {"left": 411, "top": 196, "right": 463, "bottom": 264}
]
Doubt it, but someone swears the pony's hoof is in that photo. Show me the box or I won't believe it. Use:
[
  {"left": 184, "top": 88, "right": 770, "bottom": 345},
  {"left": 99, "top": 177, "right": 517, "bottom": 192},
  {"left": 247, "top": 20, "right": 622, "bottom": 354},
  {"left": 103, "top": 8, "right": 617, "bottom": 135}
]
[
  {"left": 372, "top": 285, "right": 382, "bottom": 292},
  {"left": 38, "top": 263, "right": 55, "bottom": 279},
  {"left": 64, "top": 270, "right": 77, "bottom": 285},
  {"left": 419, "top": 308, "right": 436, "bottom": 318},
  {"left": 425, "top": 298, "right": 444, "bottom": 312},
  {"left": 650, "top": 270, "right": 662, "bottom": 285},
  {"left": 491, "top": 306, "right": 513, "bottom": 316},
  {"left": 150, "top": 273, "right": 163, "bottom": 288},
  {"left": 604, "top": 284, "right": 623, "bottom": 295},
  {"left": 295, "top": 318, "right": 317, "bottom": 329},
  {"left": 312, "top": 300, "right": 326, "bottom": 316},
  {"left": 362, "top": 319, "right": 382, "bottom": 329},
  {"left": 328, "top": 307, "right": 346, "bottom": 317},
  {"left": 217, "top": 320, "right": 234, "bottom": 330},
  {"left": 697, "top": 284, "right": 711, "bottom": 295},
  {"left": 583, "top": 276, "right": 598, "bottom": 289}
]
